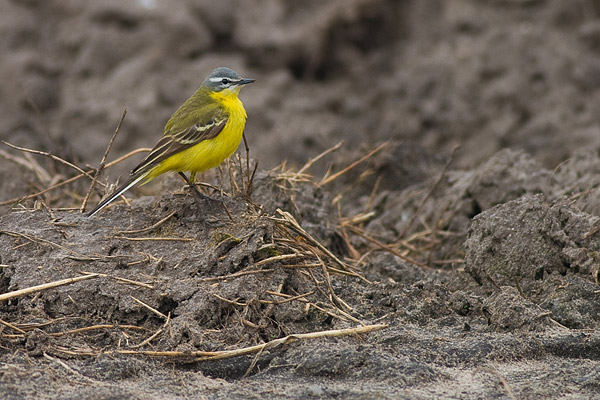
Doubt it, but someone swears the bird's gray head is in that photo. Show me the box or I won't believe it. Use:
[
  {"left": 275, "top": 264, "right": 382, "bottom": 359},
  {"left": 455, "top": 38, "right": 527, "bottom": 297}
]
[{"left": 203, "top": 67, "right": 255, "bottom": 92}]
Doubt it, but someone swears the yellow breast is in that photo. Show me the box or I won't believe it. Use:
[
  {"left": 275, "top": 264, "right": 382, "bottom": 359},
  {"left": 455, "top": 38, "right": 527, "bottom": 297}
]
[{"left": 149, "top": 89, "right": 247, "bottom": 177}]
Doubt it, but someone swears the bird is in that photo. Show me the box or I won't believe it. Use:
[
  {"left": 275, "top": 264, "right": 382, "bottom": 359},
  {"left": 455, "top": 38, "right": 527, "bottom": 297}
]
[{"left": 86, "top": 67, "right": 255, "bottom": 217}]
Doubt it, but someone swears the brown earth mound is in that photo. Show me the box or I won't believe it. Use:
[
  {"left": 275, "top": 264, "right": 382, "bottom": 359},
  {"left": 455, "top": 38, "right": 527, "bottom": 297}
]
[{"left": 2, "top": 1, "right": 600, "bottom": 399}]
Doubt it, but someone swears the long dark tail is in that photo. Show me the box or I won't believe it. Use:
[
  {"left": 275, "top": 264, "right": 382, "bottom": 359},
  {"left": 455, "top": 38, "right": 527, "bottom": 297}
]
[{"left": 86, "top": 171, "right": 148, "bottom": 217}]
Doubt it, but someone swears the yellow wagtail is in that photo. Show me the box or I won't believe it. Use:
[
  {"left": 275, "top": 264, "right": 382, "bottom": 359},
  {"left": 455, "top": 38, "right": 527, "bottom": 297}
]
[{"left": 86, "top": 67, "right": 254, "bottom": 217}]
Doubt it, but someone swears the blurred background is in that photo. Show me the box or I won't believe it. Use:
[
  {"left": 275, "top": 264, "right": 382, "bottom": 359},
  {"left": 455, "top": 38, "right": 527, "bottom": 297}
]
[{"left": 2, "top": 0, "right": 600, "bottom": 202}]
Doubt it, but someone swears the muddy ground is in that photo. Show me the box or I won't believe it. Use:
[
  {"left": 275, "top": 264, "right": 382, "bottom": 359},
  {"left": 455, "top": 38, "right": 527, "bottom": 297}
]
[{"left": 2, "top": 1, "right": 600, "bottom": 399}]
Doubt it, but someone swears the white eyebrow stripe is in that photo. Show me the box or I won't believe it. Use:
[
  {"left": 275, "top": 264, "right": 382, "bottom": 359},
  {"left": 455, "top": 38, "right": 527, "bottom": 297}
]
[{"left": 209, "top": 77, "right": 241, "bottom": 83}]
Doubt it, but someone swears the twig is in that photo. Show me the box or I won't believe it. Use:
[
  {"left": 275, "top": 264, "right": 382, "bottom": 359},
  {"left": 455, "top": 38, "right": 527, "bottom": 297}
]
[
  {"left": 57, "top": 324, "right": 387, "bottom": 360},
  {"left": 249, "top": 254, "right": 305, "bottom": 268},
  {"left": 478, "top": 367, "right": 518, "bottom": 400},
  {"left": 297, "top": 141, "right": 343, "bottom": 175},
  {"left": 0, "top": 148, "right": 150, "bottom": 208},
  {"left": 130, "top": 296, "right": 168, "bottom": 320},
  {"left": 319, "top": 141, "right": 387, "bottom": 186},
  {"left": 0, "top": 147, "right": 52, "bottom": 184},
  {"left": 365, "top": 175, "right": 383, "bottom": 212},
  {"left": 2, "top": 141, "right": 94, "bottom": 181},
  {"left": 242, "top": 346, "right": 265, "bottom": 379},
  {"left": 1, "top": 230, "right": 100, "bottom": 261},
  {"left": 115, "top": 236, "right": 194, "bottom": 242},
  {"left": 116, "top": 210, "right": 177, "bottom": 235},
  {"left": 81, "top": 109, "right": 127, "bottom": 213},
  {"left": 257, "top": 282, "right": 283, "bottom": 329},
  {"left": 48, "top": 324, "right": 145, "bottom": 337},
  {"left": 198, "top": 269, "right": 274, "bottom": 282},
  {"left": 227, "top": 158, "right": 239, "bottom": 195},
  {"left": 347, "top": 225, "right": 434, "bottom": 270},
  {"left": 43, "top": 353, "right": 96, "bottom": 383},
  {"left": 278, "top": 263, "right": 322, "bottom": 269},
  {"left": 275, "top": 209, "right": 356, "bottom": 273},
  {"left": 132, "top": 313, "right": 171, "bottom": 349},
  {"left": 80, "top": 271, "right": 154, "bottom": 289},
  {"left": 211, "top": 292, "right": 247, "bottom": 306},
  {"left": 313, "top": 250, "right": 352, "bottom": 312},
  {"left": 0, "top": 318, "right": 26, "bottom": 334},
  {"left": 242, "top": 132, "right": 251, "bottom": 196},
  {"left": 260, "top": 291, "right": 315, "bottom": 305},
  {"left": 236, "top": 153, "right": 245, "bottom": 193},
  {"left": 584, "top": 224, "right": 600, "bottom": 239},
  {"left": 275, "top": 208, "right": 371, "bottom": 283},
  {"left": 399, "top": 144, "right": 460, "bottom": 238},
  {"left": 0, "top": 274, "right": 99, "bottom": 302}
]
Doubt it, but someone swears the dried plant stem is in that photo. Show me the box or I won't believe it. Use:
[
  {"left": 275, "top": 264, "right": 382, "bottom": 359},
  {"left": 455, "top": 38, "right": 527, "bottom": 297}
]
[
  {"left": 260, "top": 291, "right": 314, "bottom": 305},
  {"left": 478, "top": 367, "right": 518, "bottom": 400},
  {"left": 319, "top": 141, "right": 387, "bottom": 186},
  {"left": 49, "top": 324, "right": 145, "bottom": 337},
  {"left": 80, "top": 271, "right": 154, "bottom": 289},
  {"left": 297, "top": 141, "right": 344, "bottom": 175},
  {"left": 242, "top": 132, "right": 251, "bottom": 196},
  {"left": 249, "top": 253, "right": 304, "bottom": 268},
  {"left": 275, "top": 210, "right": 348, "bottom": 270},
  {"left": 117, "top": 210, "right": 177, "bottom": 235},
  {"left": 81, "top": 109, "right": 127, "bottom": 213},
  {"left": 0, "top": 274, "right": 99, "bottom": 302},
  {"left": 1, "top": 230, "right": 99, "bottom": 261},
  {"left": 55, "top": 324, "right": 388, "bottom": 360},
  {"left": 347, "top": 225, "right": 434, "bottom": 270},
  {"left": 0, "top": 318, "right": 26, "bottom": 334},
  {"left": 132, "top": 313, "right": 171, "bottom": 349},
  {"left": 2, "top": 141, "right": 93, "bottom": 181},
  {"left": 115, "top": 236, "right": 194, "bottom": 242},
  {"left": 131, "top": 296, "right": 168, "bottom": 320},
  {"left": 0, "top": 148, "right": 150, "bottom": 208},
  {"left": 199, "top": 269, "right": 274, "bottom": 282},
  {"left": 399, "top": 144, "right": 460, "bottom": 238}
]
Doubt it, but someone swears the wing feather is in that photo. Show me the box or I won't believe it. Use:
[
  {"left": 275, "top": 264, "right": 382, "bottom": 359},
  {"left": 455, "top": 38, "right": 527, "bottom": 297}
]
[{"left": 131, "top": 116, "right": 227, "bottom": 175}]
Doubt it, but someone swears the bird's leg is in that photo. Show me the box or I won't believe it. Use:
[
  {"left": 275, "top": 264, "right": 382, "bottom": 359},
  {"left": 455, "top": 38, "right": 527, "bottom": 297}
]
[
  {"left": 178, "top": 172, "right": 211, "bottom": 201},
  {"left": 178, "top": 172, "right": 234, "bottom": 221}
]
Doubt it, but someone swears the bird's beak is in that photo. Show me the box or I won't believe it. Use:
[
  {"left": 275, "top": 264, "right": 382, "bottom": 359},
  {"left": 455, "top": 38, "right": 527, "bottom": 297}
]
[{"left": 239, "top": 78, "right": 255, "bottom": 85}]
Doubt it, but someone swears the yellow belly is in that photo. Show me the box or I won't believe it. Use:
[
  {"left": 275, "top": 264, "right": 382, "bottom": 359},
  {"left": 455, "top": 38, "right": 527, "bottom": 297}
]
[{"left": 145, "top": 93, "right": 247, "bottom": 181}]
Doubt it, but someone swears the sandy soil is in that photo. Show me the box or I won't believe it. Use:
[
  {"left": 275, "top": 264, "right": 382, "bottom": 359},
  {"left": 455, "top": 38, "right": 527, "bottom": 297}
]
[{"left": 2, "top": 1, "right": 600, "bottom": 399}]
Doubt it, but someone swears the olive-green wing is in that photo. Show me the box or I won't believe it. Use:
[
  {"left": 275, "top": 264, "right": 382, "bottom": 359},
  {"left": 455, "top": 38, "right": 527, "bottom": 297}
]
[{"left": 131, "top": 115, "right": 228, "bottom": 175}]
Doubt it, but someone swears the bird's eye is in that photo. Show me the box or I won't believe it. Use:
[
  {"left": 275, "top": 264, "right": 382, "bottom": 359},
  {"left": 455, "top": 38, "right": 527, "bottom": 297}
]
[{"left": 221, "top": 78, "right": 230, "bottom": 85}]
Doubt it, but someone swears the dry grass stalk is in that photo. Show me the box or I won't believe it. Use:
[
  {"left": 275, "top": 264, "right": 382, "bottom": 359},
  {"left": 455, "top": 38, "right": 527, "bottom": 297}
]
[
  {"left": 297, "top": 141, "right": 344, "bottom": 176},
  {"left": 48, "top": 324, "right": 146, "bottom": 337},
  {"left": 115, "top": 236, "right": 194, "bottom": 242},
  {"left": 1, "top": 229, "right": 100, "bottom": 261},
  {"left": 0, "top": 147, "right": 51, "bottom": 183},
  {"left": 116, "top": 210, "right": 177, "bottom": 235},
  {"left": 81, "top": 109, "right": 127, "bottom": 213},
  {"left": 319, "top": 141, "right": 388, "bottom": 186},
  {"left": 0, "top": 274, "right": 99, "bottom": 302},
  {"left": 55, "top": 324, "right": 387, "bottom": 360},
  {"left": 398, "top": 144, "right": 460, "bottom": 239},
  {"left": 199, "top": 268, "right": 275, "bottom": 282},
  {"left": 346, "top": 225, "right": 434, "bottom": 270},
  {"left": 80, "top": 271, "right": 154, "bottom": 289},
  {"left": 132, "top": 313, "right": 171, "bottom": 349},
  {"left": 274, "top": 209, "right": 354, "bottom": 273},
  {"left": 0, "top": 318, "right": 26, "bottom": 334},
  {"left": 0, "top": 148, "right": 150, "bottom": 208},
  {"left": 43, "top": 353, "right": 96, "bottom": 383},
  {"left": 260, "top": 291, "right": 315, "bottom": 305},
  {"left": 478, "top": 367, "right": 518, "bottom": 400},
  {"left": 210, "top": 292, "right": 248, "bottom": 307},
  {"left": 2, "top": 141, "right": 95, "bottom": 182},
  {"left": 131, "top": 296, "right": 168, "bottom": 320}
]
